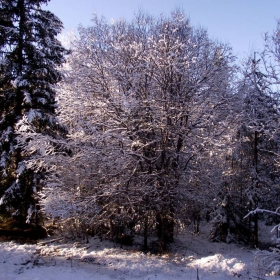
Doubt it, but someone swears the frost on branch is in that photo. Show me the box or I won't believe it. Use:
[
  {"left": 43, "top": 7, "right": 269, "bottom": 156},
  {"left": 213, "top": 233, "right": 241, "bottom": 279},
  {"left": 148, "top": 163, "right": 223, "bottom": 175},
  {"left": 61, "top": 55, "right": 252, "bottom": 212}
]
[{"left": 46, "top": 10, "right": 236, "bottom": 247}]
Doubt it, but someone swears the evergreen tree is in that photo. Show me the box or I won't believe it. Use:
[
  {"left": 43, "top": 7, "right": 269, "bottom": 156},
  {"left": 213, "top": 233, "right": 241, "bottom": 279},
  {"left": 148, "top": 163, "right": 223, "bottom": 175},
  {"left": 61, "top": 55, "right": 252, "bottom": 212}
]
[
  {"left": 0, "top": 0, "right": 67, "bottom": 224},
  {"left": 216, "top": 55, "right": 280, "bottom": 246}
]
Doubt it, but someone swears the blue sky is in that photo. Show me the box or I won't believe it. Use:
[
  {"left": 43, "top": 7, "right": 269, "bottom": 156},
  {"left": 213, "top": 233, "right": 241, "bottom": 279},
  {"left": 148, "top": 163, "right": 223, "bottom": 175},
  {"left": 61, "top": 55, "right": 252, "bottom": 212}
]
[{"left": 44, "top": 0, "right": 280, "bottom": 59}]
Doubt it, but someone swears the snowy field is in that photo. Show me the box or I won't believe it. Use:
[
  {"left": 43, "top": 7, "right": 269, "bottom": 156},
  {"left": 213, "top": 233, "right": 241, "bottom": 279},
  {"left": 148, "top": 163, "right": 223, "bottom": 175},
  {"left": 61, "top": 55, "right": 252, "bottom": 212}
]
[{"left": 0, "top": 225, "right": 277, "bottom": 280}]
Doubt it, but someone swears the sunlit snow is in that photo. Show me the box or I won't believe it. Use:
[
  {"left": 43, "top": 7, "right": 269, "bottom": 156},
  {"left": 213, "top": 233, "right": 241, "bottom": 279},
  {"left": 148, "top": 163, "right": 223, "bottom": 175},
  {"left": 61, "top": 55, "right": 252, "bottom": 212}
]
[{"left": 0, "top": 225, "right": 258, "bottom": 280}]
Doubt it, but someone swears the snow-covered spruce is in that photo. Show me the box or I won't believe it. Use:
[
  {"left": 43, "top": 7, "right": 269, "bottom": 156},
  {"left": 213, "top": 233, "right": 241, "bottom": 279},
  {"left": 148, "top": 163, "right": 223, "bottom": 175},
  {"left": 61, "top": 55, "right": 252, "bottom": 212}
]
[{"left": 0, "top": 0, "right": 68, "bottom": 223}]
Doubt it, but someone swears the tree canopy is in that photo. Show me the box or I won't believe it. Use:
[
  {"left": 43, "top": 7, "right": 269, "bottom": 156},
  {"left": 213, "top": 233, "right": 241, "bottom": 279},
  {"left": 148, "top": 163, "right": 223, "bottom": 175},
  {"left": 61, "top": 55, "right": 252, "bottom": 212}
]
[{"left": 1, "top": 3, "right": 280, "bottom": 257}]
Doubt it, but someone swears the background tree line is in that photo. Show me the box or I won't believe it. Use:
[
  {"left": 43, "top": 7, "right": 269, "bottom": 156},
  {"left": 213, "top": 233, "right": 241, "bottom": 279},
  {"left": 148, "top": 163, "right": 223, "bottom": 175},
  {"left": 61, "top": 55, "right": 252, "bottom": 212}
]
[{"left": 1, "top": 1, "right": 280, "bottom": 252}]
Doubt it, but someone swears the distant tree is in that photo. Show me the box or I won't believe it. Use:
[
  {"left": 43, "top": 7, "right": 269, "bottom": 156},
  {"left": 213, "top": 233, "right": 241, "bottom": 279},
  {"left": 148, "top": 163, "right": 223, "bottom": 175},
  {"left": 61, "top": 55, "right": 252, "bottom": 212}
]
[
  {"left": 242, "top": 22, "right": 280, "bottom": 272},
  {"left": 212, "top": 49, "right": 280, "bottom": 245},
  {"left": 0, "top": 0, "right": 67, "bottom": 224}
]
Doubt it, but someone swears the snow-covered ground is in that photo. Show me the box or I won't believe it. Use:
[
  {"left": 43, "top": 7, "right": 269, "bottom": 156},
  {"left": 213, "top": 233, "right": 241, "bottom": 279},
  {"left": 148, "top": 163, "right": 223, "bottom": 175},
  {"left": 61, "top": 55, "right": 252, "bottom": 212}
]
[{"left": 0, "top": 224, "right": 276, "bottom": 280}]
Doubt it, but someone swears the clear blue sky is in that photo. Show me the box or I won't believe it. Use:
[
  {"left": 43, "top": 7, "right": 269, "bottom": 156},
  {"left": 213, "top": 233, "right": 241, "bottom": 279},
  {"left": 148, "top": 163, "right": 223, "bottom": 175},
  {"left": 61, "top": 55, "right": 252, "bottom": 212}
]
[{"left": 44, "top": 0, "right": 280, "bottom": 59}]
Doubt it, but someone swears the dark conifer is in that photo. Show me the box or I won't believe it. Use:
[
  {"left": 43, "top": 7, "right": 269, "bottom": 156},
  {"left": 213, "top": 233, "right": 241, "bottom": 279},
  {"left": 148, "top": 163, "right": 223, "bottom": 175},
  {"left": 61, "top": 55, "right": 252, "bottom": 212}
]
[{"left": 0, "top": 0, "right": 67, "bottom": 223}]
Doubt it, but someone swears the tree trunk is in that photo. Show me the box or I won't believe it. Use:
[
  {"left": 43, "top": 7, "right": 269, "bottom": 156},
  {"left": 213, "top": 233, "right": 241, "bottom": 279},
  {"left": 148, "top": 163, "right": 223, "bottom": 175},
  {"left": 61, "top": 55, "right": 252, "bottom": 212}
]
[
  {"left": 253, "top": 212, "right": 259, "bottom": 247},
  {"left": 143, "top": 216, "right": 148, "bottom": 251},
  {"left": 156, "top": 212, "right": 174, "bottom": 244}
]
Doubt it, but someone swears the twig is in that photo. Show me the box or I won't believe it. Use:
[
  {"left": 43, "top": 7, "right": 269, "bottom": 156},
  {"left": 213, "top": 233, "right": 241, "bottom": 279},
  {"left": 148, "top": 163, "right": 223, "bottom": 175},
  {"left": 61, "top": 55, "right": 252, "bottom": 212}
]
[{"left": 37, "top": 237, "right": 64, "bottom": 246}]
